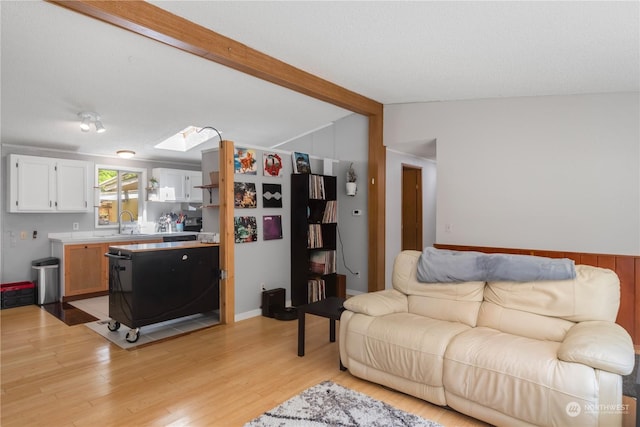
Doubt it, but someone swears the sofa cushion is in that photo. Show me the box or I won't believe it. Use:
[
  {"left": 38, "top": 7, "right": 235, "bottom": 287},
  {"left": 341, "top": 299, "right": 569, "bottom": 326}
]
[
  {"left": 478, "top": 301, "right": 575, "bottom": 342},
  {"left": 558, "top": 321, "right": 635, "bottom": 375},
  {"left": 393, "top": 250, "right": 485, "bottom": 326},
  {"left": 343, "top": 289, "right": 407, "bottom": 317},
  {"left": 444, "top": 327, "right": 604, "bottom": 426},
  {"left": 484, "top": 264, "right": 619, "bottom": 322},
  {"left": 344, "top": 312, "right": 470, "bottom": 389},
  {"left": 409, "top": 295, "right": 482, "bottom": 327}
]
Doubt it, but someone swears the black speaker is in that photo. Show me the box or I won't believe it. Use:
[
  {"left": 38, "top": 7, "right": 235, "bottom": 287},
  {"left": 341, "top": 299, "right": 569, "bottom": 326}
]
[{"left": 261, "top": 288, "right": 285, "bottom": 318}]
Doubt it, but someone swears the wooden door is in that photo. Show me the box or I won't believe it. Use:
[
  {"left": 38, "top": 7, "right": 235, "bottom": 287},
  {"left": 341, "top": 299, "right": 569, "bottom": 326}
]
[{"left": 402, "top": 165, "right": 423, "bottom": 251}]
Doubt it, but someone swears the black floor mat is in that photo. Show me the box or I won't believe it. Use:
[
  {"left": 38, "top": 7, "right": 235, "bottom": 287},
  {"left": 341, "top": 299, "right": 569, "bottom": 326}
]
[
  {"left": 41, "top": 302, "right": 98, "bottom": 326},
  {"left": 622, "top": 353, "right": 638, "bottom": 398}
]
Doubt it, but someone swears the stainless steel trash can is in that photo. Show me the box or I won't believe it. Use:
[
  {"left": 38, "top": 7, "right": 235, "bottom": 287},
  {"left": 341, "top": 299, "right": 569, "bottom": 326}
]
[{"left": 32, "top": 257, "right": 59, "bottom": 305}]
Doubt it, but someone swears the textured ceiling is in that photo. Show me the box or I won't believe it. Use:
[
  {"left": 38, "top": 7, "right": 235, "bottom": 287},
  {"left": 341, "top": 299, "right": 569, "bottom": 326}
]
[{"left": 1, "top": 1, "right": 638, "bottom": 163}]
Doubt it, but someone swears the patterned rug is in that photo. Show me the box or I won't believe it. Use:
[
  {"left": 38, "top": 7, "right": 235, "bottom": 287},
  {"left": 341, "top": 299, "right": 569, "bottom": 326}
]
[{"left": 244, "top": 381, "right": 443, "bottom": 427}]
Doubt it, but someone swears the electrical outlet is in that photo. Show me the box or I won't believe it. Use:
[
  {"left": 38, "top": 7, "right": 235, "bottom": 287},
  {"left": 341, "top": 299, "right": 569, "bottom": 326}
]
[
  {"left": 72, "top": 222, "right": 79, "bottom": 231},
  {"left": 355, "top": 271, "right": 360, "bottom": 277},
  {"left": 260, "top": 283, "right": 266, "bottom": 292}
]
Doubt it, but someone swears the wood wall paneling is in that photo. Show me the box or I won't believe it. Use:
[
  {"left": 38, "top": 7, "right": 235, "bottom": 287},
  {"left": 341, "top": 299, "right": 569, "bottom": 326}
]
[{"left": 435, "top": 244, "right": 639, "bottom": 344}]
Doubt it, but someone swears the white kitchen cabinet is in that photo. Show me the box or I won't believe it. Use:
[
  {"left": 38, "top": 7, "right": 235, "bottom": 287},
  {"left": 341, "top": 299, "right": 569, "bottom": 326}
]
[
  {"left": 7, "top": 154, "right": 91, "bottom": 213},
  {"left": 187, "top": 171, "right": 203, "bottom": 203},
  {"left": 151, "top": 168, "right": 202, "bottom": 202}
]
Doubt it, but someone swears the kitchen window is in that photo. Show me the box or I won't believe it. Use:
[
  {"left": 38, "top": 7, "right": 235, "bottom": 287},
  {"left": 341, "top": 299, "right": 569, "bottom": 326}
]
[{"left": 95, "top": 165, "right": 146, "bottom": 229}]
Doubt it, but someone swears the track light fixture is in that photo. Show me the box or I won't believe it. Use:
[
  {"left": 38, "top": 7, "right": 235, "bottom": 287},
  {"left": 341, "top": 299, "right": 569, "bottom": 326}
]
[{"left": 77, "top": 111, "right": 106, "bottom": 133}]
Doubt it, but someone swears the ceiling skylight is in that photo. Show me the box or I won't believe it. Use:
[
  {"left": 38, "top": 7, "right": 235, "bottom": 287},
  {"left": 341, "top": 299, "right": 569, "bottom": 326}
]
[{"left": 154, "top": 126, "right": 220, "bottom": 152}]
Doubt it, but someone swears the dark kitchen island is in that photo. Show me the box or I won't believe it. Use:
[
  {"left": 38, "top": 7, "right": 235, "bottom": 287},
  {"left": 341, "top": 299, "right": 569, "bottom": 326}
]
[{"left": 105, "top": 241, "right": 220, "bottom": 342}]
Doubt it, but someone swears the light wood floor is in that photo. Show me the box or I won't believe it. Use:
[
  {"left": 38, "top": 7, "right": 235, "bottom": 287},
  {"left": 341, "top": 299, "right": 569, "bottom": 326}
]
[{"left": 1, "top": 305, "right": 489, "bottom": 427}]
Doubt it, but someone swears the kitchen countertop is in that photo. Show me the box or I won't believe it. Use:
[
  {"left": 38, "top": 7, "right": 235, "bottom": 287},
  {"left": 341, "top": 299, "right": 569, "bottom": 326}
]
[
  {"left": 48, "top": 231, "right": 199, "bottom": 244},
  {"left": 108, "top": 241, "right": 219, "bottom": 253}
]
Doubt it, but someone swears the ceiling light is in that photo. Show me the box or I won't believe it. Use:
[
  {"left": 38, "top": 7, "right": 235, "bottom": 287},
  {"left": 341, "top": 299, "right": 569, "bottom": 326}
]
[
  {"left": 79, "top": 116, "right": 91, "bottom": 132},
  {"left": 94, "top": 120, "right": 106, "bottom": 133},
  {"left": 78, "top": 111, "right": 106, "bottom": 133},
  {"left": 116, "top": 150, "right": 135, "bottom": 159}
]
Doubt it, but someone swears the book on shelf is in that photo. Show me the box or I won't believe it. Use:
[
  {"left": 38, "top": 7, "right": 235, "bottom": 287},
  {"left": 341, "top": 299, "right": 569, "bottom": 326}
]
[
  {"left": 308, "top": 175, "right": 326, "bottom": 200},
  {"left": 307, "top": 224, "right": 323, "bottom": 248},
  {"left": 307, "top": 278, "right": 326, "bottom": 303},
  {"left": 309, "top": 250, "right": 336, "bottom": 275},
  {"left": 322, "top": 200, "right": 337, "bottom": 223}
]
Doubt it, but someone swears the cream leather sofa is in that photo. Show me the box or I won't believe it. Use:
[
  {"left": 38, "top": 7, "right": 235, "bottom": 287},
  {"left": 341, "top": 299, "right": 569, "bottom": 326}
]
[{"left": 339, "top": 250, "right": 635, "bottom": 427}]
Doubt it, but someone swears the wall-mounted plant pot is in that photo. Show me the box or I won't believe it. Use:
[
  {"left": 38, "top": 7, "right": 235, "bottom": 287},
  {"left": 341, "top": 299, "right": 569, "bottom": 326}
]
[{"left": 346, "top": 182, "right": 357, "bottom": 196}]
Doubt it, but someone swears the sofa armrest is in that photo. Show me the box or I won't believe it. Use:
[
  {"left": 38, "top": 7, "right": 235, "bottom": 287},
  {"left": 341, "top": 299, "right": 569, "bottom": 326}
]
[
  {"left": 558, "top": 321, "right": 635, "bottom": 375},
  {"left": 343, "top": 289, "right": 408, "bottom": 317}
]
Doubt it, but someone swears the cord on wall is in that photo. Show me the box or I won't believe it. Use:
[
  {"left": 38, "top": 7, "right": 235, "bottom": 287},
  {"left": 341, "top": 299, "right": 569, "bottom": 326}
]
[{"left": 337, "top": 224, "right": 358, "bottom": 275}]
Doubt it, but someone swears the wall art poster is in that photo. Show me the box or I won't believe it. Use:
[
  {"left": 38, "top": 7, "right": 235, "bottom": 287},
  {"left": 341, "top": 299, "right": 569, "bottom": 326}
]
[
  {"left": 234, "top": 216, "right": 257, "bottom": 243},
  {"left": 262, "top": 183, "right": 283, "bottom": 208},
  {"left": 234, "top": 182, "right": 257, "bottom": 208},
  {"left": 263, "top": 152, "right": 284, "bottom": 177},
  {"left": 292, "top": 151, "right": 311, "bottom": 174},
  {"left": 262, "top": 215, "right": 283, "bottom": 240},
  {"left": 234, "top": 147, "right": 258, "bottom": 175}
]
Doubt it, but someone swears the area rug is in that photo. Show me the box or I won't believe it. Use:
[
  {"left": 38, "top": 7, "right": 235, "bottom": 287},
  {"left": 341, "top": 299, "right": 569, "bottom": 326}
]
[
  {"left": 72, "top": 296, "right": 220, "bottom": 350},
  {"left": 85, "top": 312, "right": 220, "bottom": 350},
  {"left": 244, "top": 381, "right": 443, "bottom": 427},
  {"left": 41, "top": 301, "right": 98, "bottom": 326}
]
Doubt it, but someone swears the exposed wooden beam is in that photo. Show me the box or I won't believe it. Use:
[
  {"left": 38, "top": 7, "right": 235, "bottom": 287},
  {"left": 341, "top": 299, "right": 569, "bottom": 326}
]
[
  {"left": 49, "top": 1, "right": 381, "bottom": 116},
  {"left": 49, "top": 0, "right": 387, "bottom": 294}
]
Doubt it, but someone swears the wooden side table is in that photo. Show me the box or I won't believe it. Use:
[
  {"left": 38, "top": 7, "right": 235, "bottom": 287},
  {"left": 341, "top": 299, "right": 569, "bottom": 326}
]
[{"left": 297, "top": 296, "right": 346, "bottom": 368}]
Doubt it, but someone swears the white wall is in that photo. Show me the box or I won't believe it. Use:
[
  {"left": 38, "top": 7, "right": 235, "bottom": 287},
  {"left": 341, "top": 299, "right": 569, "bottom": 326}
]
[
  {"left": 385, "top": 92, "right": 640, "bottom": 256},
  {"left": 201, "top": 112, "right": 369, "bottom": 319},
  {"left": 384, "top": 150, "right": 437, "bottom": 288}
]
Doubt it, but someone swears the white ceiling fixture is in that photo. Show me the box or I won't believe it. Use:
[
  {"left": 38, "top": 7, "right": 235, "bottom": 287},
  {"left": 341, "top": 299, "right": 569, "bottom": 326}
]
[
  {"left": 116, "top": 150, "right": 135, "bottom": 159},
  {"left": 77, "top": 111, "right": 106, "bottom": 134}
]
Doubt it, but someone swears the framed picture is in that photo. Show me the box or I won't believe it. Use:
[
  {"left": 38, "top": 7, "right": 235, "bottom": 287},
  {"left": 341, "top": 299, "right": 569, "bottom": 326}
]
[
  {"left": 234, "top": 216, "right": 258, "bottom": 243},
  {"left": 262, "top": 215, "right": 283, "bottom": 240},
  {"left": 292, "top": 151, "right": 311, "bottom": 174},
  {"left": 263, "top": 152, "right": 284, "bottom": 177},
  {"left": 234, "top": 147, "right": 258, "bottom": 174},
  {"left": 234, "top": 182, "right": 257, "bottom": 208},
  {"left": 262, "top": 183, "right": 282, "bottom": 208}
]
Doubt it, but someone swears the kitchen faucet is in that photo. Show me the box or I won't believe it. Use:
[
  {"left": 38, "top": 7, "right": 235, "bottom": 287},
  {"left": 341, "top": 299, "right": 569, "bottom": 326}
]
[{"left": 119, "top": 210, "right": 135, "bottom": 234}]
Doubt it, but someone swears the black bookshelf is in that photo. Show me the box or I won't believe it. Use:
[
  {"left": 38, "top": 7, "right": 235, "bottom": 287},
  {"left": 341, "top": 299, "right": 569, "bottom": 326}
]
[{"left": 291, "top": 173, "right": 338, "bottom": 306}]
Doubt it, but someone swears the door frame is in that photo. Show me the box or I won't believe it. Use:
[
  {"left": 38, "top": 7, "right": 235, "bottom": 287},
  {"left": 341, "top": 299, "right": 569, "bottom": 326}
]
[{"left": 401, "top": 164, "right": 423, "bottom": 251}]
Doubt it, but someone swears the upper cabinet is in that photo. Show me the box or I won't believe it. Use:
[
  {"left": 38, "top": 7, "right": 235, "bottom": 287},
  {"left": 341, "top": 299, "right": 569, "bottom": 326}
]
[
  {"left": 151, "top": 168, "right": 202, "bottom": 203},
  {"left": 7, "top": 154, "right": 91, "bottom": 213}
]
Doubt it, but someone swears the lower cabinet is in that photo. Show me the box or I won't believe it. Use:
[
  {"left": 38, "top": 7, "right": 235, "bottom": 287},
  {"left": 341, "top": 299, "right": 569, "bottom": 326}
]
[
  {"left": 62, "top": 240, "right": 163, "bottom": 298},
  {"left": 64, "top": 243, "right": 106, "bottom": 297}
]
